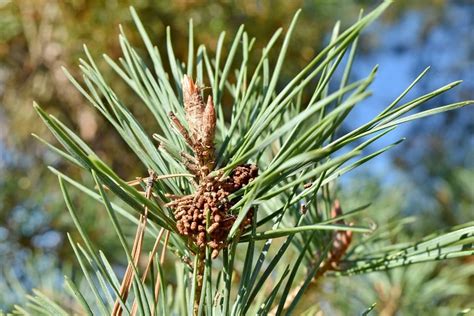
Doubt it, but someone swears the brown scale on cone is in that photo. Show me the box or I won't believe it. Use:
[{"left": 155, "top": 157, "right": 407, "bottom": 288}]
[{"left": 168, "top": 75, "right": 258, "bottom": 259}]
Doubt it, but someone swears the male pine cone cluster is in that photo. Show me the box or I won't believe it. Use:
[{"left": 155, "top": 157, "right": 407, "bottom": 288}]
[{"left": 167, "top": 76, "right": 258, "bottom": 259}]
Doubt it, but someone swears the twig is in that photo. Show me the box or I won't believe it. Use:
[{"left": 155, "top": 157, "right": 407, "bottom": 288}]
[
  {"left": 129, "top": 227, "right": 166, "bottom": 316},
  {"left": 151, "top": 230, "right": 171, "bottom": 316},
  {"left": 112, "top": 170, "right": 156, "bottom": 316}
]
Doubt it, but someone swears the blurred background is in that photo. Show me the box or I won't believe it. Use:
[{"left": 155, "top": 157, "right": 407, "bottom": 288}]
[{"left": 0, "top": 0, "right": 472, "bottom": 313}]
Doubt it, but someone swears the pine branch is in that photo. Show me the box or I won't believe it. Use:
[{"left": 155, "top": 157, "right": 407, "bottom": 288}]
[{"left": 26, "top": 1, "right": 474, "bottom": 314}]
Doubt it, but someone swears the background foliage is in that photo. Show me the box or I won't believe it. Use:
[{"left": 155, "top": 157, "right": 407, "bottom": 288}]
[{"left": 0, "top": 0, "right": 472, "bottom": 314}]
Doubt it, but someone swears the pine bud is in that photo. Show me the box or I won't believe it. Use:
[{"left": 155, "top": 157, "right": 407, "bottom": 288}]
[
  {"left": 202, "top": 95, "right": 216, "bottom": 148},
  {"left": 182, "top": 75, "right": 205, "bottom": 140}
]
